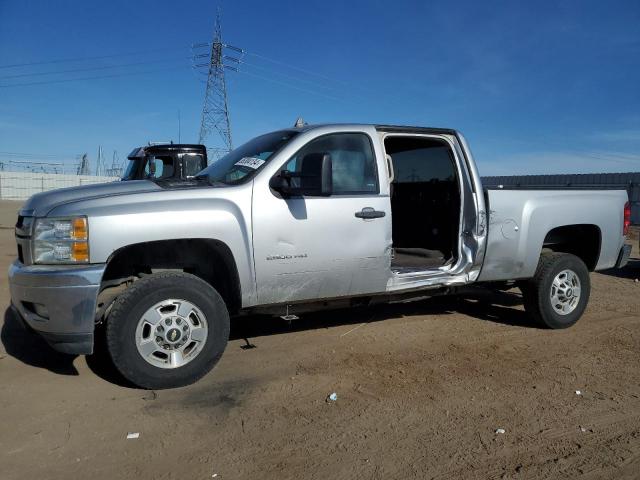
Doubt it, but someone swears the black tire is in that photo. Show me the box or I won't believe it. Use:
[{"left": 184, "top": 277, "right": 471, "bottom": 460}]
[
  {"left": 521, "top": 253, "right": 590, "bottom": 329},
  {"left": 106, "top": 272, "right": 230, "bottom": 389}
]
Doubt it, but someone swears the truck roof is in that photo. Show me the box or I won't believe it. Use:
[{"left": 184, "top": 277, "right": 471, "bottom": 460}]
[
  {"left": 374, "top": 124, "right": 458, "bottom": 136},
  {"left": 128, "top": 144, "right": 206, "bottom": 159},
  {"left": 288, "top": 123, "right": 458, "bottom": 136},
  {"left": 144, "top": 144, "right": 206, "bottom": 153}
]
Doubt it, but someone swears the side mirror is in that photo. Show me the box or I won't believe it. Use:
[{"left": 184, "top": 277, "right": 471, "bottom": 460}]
[
  {"left": 269, "top": 153, "right": 333, "bottom": 197},
  {"left": 269, "top": 171, "right": 292, "bottom": 196}
]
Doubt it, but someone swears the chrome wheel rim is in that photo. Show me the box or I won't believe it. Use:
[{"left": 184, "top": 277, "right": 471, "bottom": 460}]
[
  {"left": 550, "top": 269, "right": 581, "bottom": 315},
  {"left": 135, "top": 299, "right": 208, "bottom": 369}
]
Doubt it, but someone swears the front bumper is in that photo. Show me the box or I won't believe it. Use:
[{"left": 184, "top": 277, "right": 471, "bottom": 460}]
[
  {"left": 615, "top": 244, "right": 632, "bottom": 269},
  {"left": 8, "top": 260, "right": 105, "bottom": 355}
]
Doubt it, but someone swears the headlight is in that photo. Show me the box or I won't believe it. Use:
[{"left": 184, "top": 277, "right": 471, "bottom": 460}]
[{"left": 33, "top": 217, "right": 89, "bottom": 264}]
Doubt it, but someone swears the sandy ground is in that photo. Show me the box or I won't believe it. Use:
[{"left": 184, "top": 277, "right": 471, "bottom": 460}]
[{"left": 0, "top": 200, "right": 639, "bottom": 480}]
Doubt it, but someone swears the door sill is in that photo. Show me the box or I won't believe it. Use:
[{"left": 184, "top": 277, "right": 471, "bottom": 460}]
[{"left": 391, "top": 260, "right": 456, "bottom": 276}]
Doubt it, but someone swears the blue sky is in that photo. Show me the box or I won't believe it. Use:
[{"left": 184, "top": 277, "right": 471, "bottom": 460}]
[{"left": 0, "top": 0, "right": 638, "bottom": 176}]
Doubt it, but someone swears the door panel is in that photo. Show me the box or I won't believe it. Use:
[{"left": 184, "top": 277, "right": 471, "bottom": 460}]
[
  {"left": 252, "top": 130, "right": 391, "bottom": 304},
  {"left": 252, "top": 193, "right": 392, "bottom": 304}
]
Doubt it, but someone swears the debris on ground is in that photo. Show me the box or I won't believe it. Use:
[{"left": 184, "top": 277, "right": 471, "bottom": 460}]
[
  {"left": 126, "top": 432, "right": 140, "bottom": 439},
  {"left": 495, "top": 428, "right": 506, "bottom": 434},
  {"left": 327, "top": 392, "right": 338, "bottom": 402},
  {"left": 142, "top": 391, "right": 157, "bottom": 401},
  {"left": 340, "top": 322, "right": 367, "bottom": 337},
  {"left": 575, "top": 390, "right": 582, "bottom": 395}
]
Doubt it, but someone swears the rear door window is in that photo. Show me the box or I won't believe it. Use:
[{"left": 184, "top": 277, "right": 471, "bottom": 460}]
[{"left": 182, "top": 154, "right": 205, "bottom": 177}]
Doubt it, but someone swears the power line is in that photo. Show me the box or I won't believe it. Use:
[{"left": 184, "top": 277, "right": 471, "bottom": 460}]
[
  {"left": 200, "top": 43, "right": 357, "bottom": 94},
  {"left": 1, "top": 37, "right": 372, "bottom": 112},
  {"left": 2, "top": 37, "right": 360, "bottom": 102},
  {"left": 244, "top": 50, "right": 351, "bottom": 87},
  {"left": 235, "top": 59, "right": 370, "bottom": 102},
  {"left": 233, "top": 69, "right": 341, "bottom": 101},
  {"left": 0, "top": 56, "right": 192, "bottom": 80},
  {"left": 0, "top": 159, "right": 66, "bottom": 166},
  {"left": 195, "top": 44, "right": 346, "bottom": 101},
  {"left": 239, "top": 59, "right": 340, "bottom": 93},
  {"left": 0, "top": 52, "right": 346, "bottom": 102},
  {"left": 0, "top": 46, "right": 193, "bottom": 69},
  {"left": 0, "top": 65, "right": 191, "bottom": 88},
  {"left": 0, "top": 151, "right": 73, "bottom": 158}
]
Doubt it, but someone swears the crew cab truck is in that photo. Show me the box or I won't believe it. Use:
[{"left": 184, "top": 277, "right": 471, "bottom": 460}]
[{"left": 9, "top": 124, "right": 632, "bottom": 389}]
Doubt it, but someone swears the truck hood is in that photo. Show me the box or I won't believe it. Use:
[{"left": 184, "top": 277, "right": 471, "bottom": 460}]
[{"left": 20, "top": 180, "right": 162, "bottom": 217}]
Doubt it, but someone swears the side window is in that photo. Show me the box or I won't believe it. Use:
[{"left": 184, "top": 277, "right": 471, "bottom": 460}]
[
  {"left": 144, "top": 155, "right": 175, "bottom": 179},
  {"left": 182, "top": 154, "right": 205, "bottom": 177},
  {"left": 144, "top": 157, "right": 163, "bottom": 179},
  {"left": 385, "top": 137, "right": 457, "bottom": 184},
  {"left": 283, "top": 133, "right": 378, "bottom": 195}
]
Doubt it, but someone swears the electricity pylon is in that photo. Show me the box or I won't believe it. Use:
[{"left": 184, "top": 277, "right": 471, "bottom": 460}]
[
  {"left": 106, "top": 150, "right": 122, "bottom": 177},
  {"left": 197, "top": 10, "right": 236, "bottom": 161},
  {"left": 77, "top": 153, "right": 90, "bottom": 176}
]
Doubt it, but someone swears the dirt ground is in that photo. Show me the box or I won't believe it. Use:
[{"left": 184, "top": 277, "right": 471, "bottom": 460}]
[{"left": 0, "top": 200, "right": 639, "bottom": 480}]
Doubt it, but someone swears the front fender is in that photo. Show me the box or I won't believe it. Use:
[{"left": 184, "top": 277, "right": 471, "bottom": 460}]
[{"left": 48, "top": 185, "right": 257, "bottom": 306}]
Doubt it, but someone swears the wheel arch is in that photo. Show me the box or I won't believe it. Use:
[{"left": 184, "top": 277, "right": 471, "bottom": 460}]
[
  {"left": 541, "top": 224, "right": 601, "bottom": 271},
  {"left": 101, "top": 238, "right": 242, "bottom": 314}
]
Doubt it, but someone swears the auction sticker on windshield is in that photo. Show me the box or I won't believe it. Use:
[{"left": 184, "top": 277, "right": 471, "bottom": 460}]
[{"left": 235, "top": 157, "right": 266, "bottom": 169}]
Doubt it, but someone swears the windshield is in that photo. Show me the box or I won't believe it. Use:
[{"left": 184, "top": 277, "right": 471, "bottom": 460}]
[
  {"left": 122, "top": 155, "right": 176, "bottom": 180},
  {"left": 122, "top": 158, "right": 141, "bottom": 180},
  {"left": 198, "top": 130, "right": 298, "bottom": 185}
]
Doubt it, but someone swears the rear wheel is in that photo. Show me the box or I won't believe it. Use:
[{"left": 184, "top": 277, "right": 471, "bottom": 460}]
[
  {"left": 106, "top": 272, "right": 230, "bottom": 389},
  {"left": 521, "top": 253, "right": 590, "bottom": 329}
]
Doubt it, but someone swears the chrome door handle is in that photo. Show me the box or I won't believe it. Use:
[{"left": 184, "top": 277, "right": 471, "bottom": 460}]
[{"left": 355, "top": 207, "right": 386, "bottom": 219}]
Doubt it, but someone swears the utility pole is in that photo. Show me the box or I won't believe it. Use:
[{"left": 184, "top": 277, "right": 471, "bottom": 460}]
[
  {"left": 77, "top": 153, "right": 90, "bottom": 176},
  {"left": 196, "top": 9, "right": 241, "bottom": 161},
  {"left": 96, "top": 146, "right": 103, "bottom": 176}
]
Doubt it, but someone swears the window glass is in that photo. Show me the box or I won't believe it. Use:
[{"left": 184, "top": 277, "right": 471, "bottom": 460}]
[
  {"left": 284, "top": 133, "right": 378, "bottom": 194},
  {"left": 183, "top": 154, "right": 204, "bottom": 177},
  {"left": 198, "top": 130, "right": 299, "bottom": 185},
  {"left": 144, "top": 155, "right": 175, "bottom": 179},
  {"left": 122, "top": 159, "right": 138, "bottom": 180},
  {"left": 386, "top": 138, "right": 456, "bottom": 183}
]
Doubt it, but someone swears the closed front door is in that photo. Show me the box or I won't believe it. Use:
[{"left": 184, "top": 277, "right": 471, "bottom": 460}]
[{"left": 252, "top": 132, "right": 392, "bottom": 305}]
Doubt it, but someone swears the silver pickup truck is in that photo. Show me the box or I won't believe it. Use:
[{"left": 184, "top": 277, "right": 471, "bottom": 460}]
[{"left": 9, "top": 124, "right": 632, "bottom": 389}]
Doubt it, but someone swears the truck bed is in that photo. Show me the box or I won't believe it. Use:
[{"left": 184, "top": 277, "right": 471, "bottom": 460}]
[{"left": 478, "top": 188, "right": 628, "bottom": 282}]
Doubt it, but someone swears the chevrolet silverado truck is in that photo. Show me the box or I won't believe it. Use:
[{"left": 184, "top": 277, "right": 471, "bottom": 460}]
[{"left": 9, "top": 124, "right": 632, "bottom": 389}]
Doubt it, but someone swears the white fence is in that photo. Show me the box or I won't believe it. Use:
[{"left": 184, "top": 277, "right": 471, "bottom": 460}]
[{"left": 0, "top": 172, "right": 118, "bottom": 200}]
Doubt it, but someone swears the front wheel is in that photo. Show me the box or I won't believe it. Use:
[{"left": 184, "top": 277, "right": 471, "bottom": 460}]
[
  {"left": 106, "top": 272, "right": 230, "bottom": 389},
  {"left": 521, "top": 253, "right": 591, "bottom": 329}
]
